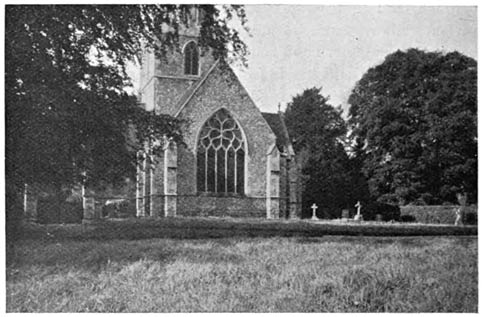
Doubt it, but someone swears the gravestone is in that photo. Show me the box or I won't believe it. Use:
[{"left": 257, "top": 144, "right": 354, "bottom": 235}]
[
  {"left": 455, "top": 192, "right": 467, "bottom": 226},
  {"left": 354, "top": 201, "right": 363, "bottom": 221},
  {"left": 341, "top": 209, "right": 350, "bottom": 220},
  {"left": 311, "top": 203, "right": 319, "bottom": 220},
  {"left": 83, "top": 197, "right": 96, "bottom": 222}
]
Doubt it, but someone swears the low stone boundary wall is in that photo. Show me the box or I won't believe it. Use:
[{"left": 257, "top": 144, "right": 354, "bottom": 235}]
[{"left": 400, "top": 205, "right": 477, "bottom": 225}]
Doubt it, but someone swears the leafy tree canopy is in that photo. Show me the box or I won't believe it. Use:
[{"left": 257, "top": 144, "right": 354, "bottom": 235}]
[
  {"left": 6, "top": 5, "right": 248, "bottom": 191},
  {"left": 284, "top": 87, "right": 361, "bottom": 217},
  {"left": 348, "top": 48, "right": 477, "bottom": 204}
]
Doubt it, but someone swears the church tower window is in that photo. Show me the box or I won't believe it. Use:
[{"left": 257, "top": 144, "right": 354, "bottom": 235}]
[
  {"left": 197, "top": 109, "right": 245, "bottom": 194},
  {"left": 184, "top": 41, "right": 199, "bottom": 76}
]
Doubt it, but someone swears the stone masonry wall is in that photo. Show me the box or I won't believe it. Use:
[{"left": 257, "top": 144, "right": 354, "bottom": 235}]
[
  {"left": 175, "top": 63, "right": 278, "bottom": 217},
  {"left": 154, "top": 35, "right": 216, "bottom": 78},
  {"left": 177, "top": 196, "right": 266, "bottom": 218},
  {"left": 155, "top": 79, "right": 195, "bottom": 116},
  {"left": 279, "top": 155, "right": 288, "bottom": 218},
  {"left": 152, "top": 35, "right": 216, "bottom": 116},
  {"left": 140, "top": 50, "right": 156, "bottom": 112}
]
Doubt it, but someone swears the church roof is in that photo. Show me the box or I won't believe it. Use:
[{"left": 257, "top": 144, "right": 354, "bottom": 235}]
[
  {"left": 169, "top": 59, "right": 295, "bottom": 157},
  {"left": 174, "top": 59, "right": 220, "bottom": 117},
  {"left": 261, "top": 112, "right": 294, "bottom": 156}
]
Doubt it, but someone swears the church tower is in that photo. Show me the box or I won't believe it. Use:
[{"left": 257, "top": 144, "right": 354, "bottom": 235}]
[{"left": 139, "top": 6, "right": 215, "bottom": 115}]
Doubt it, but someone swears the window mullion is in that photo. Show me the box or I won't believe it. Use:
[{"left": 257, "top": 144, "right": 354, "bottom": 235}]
[
  {"left": 204, "top": 149, "right": 208, "bottom": 191},
  {"left": 234, "top": 151, "right": 237, "bottom": 193},
  {"left": 214, "top": 149, "right": 218, "bottom": 193},
  {"left": 225, "top": 147, "right": 228, "bottom": 193}
]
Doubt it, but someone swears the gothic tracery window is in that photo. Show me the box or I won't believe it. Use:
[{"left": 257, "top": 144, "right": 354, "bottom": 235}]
[
  {"left": 184, "top": 41, "right": 199, "bottom": 76},
  {"left": 197, "top": 109, "right": 245, "bottom": 194}
]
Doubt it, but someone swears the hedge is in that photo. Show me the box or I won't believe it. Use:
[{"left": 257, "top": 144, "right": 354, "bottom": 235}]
[
  {"left": 19, "top": 216, "right": 477, "bottom": 242},
  {"left": 37, "top": 199, "right": 83, "bottom": 224},
  {"left": 400, "top": 205, "right": 477, "bottom": 225}
]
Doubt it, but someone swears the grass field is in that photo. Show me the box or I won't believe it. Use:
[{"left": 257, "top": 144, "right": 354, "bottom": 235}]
[{"left": 6, "top": 233, "right": 477, "bottom": 312}]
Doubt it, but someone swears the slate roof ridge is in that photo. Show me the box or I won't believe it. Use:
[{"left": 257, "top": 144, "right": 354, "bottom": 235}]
[
  {"left": 278, "top": 111, "right": 295, "bottom": 157},
  {"left": 261, "top": 111, "right": 295, "bottom": 157}
]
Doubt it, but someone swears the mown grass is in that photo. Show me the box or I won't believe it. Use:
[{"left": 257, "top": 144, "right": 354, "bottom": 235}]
[{"left": 6, "top": 235, "right": 477, "bottom": 312}]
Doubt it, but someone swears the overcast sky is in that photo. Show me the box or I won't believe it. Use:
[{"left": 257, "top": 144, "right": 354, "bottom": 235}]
[{"left": 232, "top": 5, "right": 477, "bottom": 114}]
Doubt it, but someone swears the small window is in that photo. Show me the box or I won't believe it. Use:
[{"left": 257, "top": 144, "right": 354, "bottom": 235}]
[{"left": 184, "top": 41, "right": 199, "bottom": 76}]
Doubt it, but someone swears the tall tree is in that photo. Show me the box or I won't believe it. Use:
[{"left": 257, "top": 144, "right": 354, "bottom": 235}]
[
  {"left": 348, "top": 49, "right": 477, "bottom": 204},
  {"left": 5, "top": 5, "right": 248, "bottom": 238},
  {"left": 6, "top": 5, "right": 247, "bottom": 191},
  {"left": 284, "top": 87, "right": 354, "bottom": 218}
]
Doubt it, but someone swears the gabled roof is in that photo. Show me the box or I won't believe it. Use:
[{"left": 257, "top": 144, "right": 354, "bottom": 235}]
[
  {"left": 261, "top": 112, "right": 295, "bottom": 156},
  {"left": 168, "top": 59, "right": 295, "bottom": 157}
]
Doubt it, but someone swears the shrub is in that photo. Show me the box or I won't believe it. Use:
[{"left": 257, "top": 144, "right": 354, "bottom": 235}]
[
  {"left": 465, "top": 212, "right": 477, "bottom": 225},
  {"left": 101, "top": 199, "right": 134, "bottom": 218},
  {"left": 37, "top": 198, "right": 82, "bottom": 224},
  {"left": 6, "top": 187, "right": 24, "bottom": 244},
  {"left": 412, "top": 193, "right": 443, "bottom": 206},
  {"left": 400, "top": 215, "right": 416, "bottom": 223},
  {"left": 362, "top": 202, "right": 401, "bottom": 221},
  {"left": 377, "top": 194, "right": 400, "bottom": 205}
]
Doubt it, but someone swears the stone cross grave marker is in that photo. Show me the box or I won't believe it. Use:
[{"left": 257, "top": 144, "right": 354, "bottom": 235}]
[
  {"left": 355, "top": 201, "right": 361, "bottom": 215},
  {"left": 354, "top": 201, "right": 363, "bottom": 221},
  {"left": 311, "top": 203, "right": 318, "bottom": 220}
]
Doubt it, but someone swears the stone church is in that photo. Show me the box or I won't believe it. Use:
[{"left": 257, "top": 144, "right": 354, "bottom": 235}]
[
  {"left": 135, "top": 8, "right": 302, "bottom": 219},
  {"left": 22, "top": 7, "right": 302, "bottom": 222}
]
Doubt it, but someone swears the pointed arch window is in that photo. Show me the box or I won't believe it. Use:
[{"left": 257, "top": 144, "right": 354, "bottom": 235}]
[
  {"left": 197, "top": 109, "right": 245, "bottom": 194},
  {"left": 184, "top": 41, "right": 199, "bottom": 76}
]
